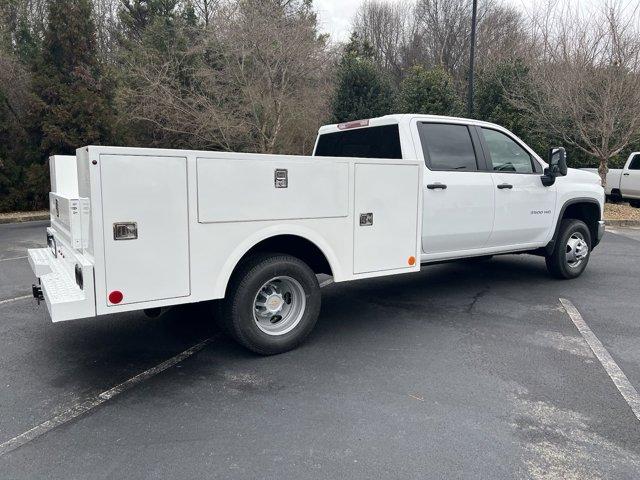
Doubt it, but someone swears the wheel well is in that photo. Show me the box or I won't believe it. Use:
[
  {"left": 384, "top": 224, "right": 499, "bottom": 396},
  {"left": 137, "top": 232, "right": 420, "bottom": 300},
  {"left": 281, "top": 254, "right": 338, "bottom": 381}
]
[
  {"left": 235, "top": 235, "right": 333, "bottom": 277},
  {"left": 561, "top": 201, "right": 601, "bottom": 242}
]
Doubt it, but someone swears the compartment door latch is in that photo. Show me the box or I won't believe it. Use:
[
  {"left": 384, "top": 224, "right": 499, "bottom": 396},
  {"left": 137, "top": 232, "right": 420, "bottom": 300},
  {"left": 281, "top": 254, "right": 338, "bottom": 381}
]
[
  {"left": 359, "top": 213, "right": 374, "bottom": 227},
  {"left": 113, "top": 222, "right": 138, "bottom": 241}
]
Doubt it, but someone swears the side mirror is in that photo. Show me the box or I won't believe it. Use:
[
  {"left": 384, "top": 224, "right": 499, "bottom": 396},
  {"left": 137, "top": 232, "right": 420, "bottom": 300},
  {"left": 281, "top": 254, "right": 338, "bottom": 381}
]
[
  {"left": 548, "top": 147, "right": 568, "bottom": 176},
  {"left": 541, "top": 147, "right": 568, "bottom": 187}
]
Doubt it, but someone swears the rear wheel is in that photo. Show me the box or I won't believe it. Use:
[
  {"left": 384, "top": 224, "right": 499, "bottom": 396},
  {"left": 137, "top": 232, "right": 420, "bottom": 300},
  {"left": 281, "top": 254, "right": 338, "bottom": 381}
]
[
  {"left": 545, "top": 219, "right": 591, "bottom": 279},
  {"left": 222, "top": 253, "right": 321, "bottom": 355},
  {"left": 629, "top": 200, "right": 640, "bottom": 208}
]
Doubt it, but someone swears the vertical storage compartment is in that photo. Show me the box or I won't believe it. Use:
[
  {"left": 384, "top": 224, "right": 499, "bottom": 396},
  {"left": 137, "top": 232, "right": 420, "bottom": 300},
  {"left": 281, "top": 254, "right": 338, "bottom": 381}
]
[
  {"left": 100, "top": 155, "right": 190, "bottom": 305},
  {"left": 353, "top": 163, "right": 421, "bottom": 274}
]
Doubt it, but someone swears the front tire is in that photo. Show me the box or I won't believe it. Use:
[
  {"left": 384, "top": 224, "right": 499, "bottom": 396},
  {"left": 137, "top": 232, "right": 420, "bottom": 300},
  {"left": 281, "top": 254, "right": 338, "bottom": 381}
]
[
  {"left": 222, "top": 254, "right": 321, "bottom": 355},
  {"left": 545, "top": 219, "right": 592, "bottom": 279},
  {"left": 629, "top": 200, "right": 640, "bottom": 208}
]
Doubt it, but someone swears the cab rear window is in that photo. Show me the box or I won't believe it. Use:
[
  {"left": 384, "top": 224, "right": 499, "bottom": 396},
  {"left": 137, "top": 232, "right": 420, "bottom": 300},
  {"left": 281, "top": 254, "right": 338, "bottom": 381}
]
[{"left": 315, "top": 125, "right": 402, "bottom": 159}]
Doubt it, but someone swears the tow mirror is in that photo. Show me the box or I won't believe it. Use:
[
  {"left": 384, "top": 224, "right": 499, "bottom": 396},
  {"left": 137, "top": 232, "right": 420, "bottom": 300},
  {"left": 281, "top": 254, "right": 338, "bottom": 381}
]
[
  {"left": 541, "top": 147, "right": 568, "bottom": 187},
  {"left": 549, "top": 147, "right": 568, "bottom": 176}
]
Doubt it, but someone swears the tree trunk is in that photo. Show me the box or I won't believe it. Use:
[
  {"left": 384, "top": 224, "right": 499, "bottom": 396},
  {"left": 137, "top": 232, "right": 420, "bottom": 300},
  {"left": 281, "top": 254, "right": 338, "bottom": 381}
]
[{"left": 598, "top": 159, "right": 608, "bottom": 188}]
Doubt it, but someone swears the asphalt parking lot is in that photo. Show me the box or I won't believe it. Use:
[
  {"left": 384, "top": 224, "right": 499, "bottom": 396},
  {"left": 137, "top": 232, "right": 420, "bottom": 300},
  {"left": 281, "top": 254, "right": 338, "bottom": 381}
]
[{"left": 1, "top": 221, "right": 639, "bottom": 479}]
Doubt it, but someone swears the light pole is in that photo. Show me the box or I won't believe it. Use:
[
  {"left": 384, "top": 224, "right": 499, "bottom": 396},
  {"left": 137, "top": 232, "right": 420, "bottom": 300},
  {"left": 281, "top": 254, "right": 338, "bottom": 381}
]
[{"left": 467, "top": 0, "right": 478, "bottom": 117}]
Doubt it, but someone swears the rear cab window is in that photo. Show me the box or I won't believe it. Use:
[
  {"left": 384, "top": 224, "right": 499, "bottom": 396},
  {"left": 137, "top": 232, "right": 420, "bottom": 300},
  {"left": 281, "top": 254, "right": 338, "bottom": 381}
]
[
  {"left": 417, "top": 123, "right": 479, "bottom": 171},
  {"left": 314, "top": 124, "right": 402, "bottom": 159}
]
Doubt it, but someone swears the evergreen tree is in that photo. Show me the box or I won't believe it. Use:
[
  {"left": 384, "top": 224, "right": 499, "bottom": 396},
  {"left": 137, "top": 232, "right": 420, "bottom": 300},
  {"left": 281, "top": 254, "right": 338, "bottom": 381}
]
[
  {"left": 330, "top": 33, "right": 394, "bottom": 123},
  {"left": 32, "top": 0, "right": 115, "bottom": 157},
  {"left": 119, "top": 0, "right": 182, "bottom": 51},
  {"left": 396, "top": 65, "right": 462, "bottom": 116}
]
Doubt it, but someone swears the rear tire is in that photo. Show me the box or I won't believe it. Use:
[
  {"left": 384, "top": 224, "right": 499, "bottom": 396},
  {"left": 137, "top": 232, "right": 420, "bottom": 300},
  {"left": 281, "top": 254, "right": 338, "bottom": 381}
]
[
  {"left": 545, "top": 219, "right": 591, "bottom": 279},
  {"left": 222, "top": 253, "right": 321, "bottom": 355},
  {"left": 629, "top": 200, "right": 640, "bottom": 208}
]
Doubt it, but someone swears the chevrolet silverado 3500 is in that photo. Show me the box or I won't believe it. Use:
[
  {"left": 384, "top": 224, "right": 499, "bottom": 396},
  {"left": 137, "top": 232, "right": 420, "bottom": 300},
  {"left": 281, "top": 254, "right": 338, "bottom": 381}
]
[{"left": 29, "top": 115, "right": 605, "bottom": 354}]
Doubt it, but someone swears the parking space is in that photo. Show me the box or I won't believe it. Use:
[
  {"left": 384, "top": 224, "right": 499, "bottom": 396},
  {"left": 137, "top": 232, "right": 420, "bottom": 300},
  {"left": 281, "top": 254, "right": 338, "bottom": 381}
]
[{"left": 1, "top": 222, "right": 639, "bottom": 479}]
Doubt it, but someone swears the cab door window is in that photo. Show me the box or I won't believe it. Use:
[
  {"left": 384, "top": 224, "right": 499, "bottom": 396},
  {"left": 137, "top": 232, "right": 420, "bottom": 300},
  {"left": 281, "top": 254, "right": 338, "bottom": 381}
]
[
  {"left": 481, "top": 128, "right": 535, "bottom": 174},
  {"left": 418, "top": 123, "right": 478, "bottom": 171}
]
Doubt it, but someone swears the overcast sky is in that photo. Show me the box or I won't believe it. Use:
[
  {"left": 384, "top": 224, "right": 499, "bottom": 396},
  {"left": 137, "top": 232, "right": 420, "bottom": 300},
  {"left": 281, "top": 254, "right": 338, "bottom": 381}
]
[{"left": 314, "top": 0, "right": 542, "bottom": 42}]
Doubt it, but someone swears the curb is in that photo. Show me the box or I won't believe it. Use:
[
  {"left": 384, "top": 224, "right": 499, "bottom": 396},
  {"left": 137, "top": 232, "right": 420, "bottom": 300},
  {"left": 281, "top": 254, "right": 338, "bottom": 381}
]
[
  {"left": 0, "top": 212, "right": 49, "bottom": 225},
  {"left": 605, "top": 220, "right": 640, "bottom": 227}
]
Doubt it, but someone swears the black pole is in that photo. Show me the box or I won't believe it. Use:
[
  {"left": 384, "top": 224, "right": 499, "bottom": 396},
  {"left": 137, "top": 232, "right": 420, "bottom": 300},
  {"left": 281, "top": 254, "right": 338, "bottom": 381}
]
[{"left": 468, "top": 0, "right": 478, "bottom": 117}]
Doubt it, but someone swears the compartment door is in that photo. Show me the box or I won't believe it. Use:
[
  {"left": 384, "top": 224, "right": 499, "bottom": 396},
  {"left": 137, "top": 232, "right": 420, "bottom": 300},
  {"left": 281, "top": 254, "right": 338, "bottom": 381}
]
[
  {"left": 101, "top": 155, "right": 190, "bottom": 305},
  {"left": 354, "top": 163, "right": 420, "bottom": 274}
]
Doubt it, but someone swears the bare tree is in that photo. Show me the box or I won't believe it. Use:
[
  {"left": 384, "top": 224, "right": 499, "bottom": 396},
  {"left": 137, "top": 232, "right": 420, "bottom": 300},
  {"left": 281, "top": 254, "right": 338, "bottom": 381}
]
[
  {"left": 117, "top": 0, "right": 332, "bottom": 154},
  {"left": 352, "top": 1, "right": 415, "bottom": 83},
  {"left": 353, "top": 0, "right": 526, "bottom": 89},
  {"left": 513, "top": 0, "right": 640, "bottom": 186},
  {"left": 194, "top": 0, "right": 332, "bottom": 153},
  {"left": 0, "top": 0, "right": 47, "bottom": 49},
  {"left": 93, "top": 0, "right": 120, "bottom": 59},
  {"left": 192, "top": 0, "right": 220, "bottom": 27},
  {"left": 475, "top": 4, "right": 527, "bottom": 70}
]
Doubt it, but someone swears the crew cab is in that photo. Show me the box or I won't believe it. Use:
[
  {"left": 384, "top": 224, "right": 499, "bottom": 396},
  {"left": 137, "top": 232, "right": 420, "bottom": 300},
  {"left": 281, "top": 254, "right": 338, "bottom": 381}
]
[
  {"left": 584, "top": 152, "right": 640, "bottom": 207},
  {"left": 29, "top": 115, "right": 605, "bottom": 355}
]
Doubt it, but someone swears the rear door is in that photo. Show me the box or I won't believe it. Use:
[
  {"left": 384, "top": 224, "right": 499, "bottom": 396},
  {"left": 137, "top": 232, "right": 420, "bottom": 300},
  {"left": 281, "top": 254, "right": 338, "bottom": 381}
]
[
  {"left": 478, "top": 127, "right": 556, "bottom": 247},
  {"left": 621, "top": 153, "right": 640, "bottom": 198},
  {"left": 415, "top": 122, "right": 495, "bottom": 257},
  {"left": 101, "top": 155, "right": 190, "bottom": 306}
]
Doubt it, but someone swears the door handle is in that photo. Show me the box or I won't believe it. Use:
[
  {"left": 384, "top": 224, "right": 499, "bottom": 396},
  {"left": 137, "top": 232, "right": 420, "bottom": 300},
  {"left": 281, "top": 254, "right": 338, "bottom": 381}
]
[
  {"left": 427, "top": 183, "right": 447, "bottom": 190},
  {"left": 497, "top": 183, "right": 513, "bottom": 189},
  {"left": 623, "top": 173, "right": 630, "bottom": 176}
]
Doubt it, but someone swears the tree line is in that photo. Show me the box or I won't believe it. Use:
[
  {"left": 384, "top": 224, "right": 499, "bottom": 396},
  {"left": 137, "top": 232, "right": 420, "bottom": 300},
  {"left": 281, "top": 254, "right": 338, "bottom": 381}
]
[{"left": 1, "top": 0, "right": 639, "bottom": 212}]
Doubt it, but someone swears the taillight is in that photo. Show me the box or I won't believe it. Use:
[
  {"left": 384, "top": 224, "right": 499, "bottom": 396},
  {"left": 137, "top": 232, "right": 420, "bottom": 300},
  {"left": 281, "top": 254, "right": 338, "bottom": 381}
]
[{"left": 108, "top": 291, "right": 123, "bottom": 304}]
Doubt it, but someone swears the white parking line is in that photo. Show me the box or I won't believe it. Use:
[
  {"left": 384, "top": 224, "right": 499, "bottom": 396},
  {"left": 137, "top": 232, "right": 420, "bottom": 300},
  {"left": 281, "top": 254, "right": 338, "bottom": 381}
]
[
  {"left": 0, "top": 256, "right": 28, "bottom": 262},
  {"left": 560, "top": 298, "right": 640, "bottom": 421},
  {"left": 0, "top": 295, "right": 32, "bottom": 306},
  {"left": 0, "top": 337, "right": 215, "bottom": 456}
]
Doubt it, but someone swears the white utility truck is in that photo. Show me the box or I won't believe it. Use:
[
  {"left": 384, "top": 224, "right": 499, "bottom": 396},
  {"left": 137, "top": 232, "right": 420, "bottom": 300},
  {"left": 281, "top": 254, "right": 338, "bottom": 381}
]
[
  {"left": 29, "top": 115, "right": 605, "bottom": 354},
  {"left": 584, "top": 152, "right": 640, "bottom": 207}
]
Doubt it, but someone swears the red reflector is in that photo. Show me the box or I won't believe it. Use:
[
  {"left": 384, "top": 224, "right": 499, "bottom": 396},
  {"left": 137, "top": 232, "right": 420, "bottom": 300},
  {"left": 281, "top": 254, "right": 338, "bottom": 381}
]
[
  {"left": 408, "top": 256, "right": 416, "bottom": 266},
  {"left": 109, "top": 291, "right": 123, "bottom": 304},
  {"left": 337, "top": 119, "right": 370, "bottom": 130}
]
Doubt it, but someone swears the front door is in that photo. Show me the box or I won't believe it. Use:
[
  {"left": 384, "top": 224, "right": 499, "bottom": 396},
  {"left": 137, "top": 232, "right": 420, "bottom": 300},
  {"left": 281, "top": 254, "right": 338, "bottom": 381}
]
[
  {"left": 479, "top": 127, "right": 556, "bottom": 247},
  {"left": 416, "top": 122, "right": 495, "bottom": 258}
]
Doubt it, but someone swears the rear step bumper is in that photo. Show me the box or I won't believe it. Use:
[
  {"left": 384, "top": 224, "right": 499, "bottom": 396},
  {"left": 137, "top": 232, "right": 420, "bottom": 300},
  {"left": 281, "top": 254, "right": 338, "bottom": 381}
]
[{"left": 28, "top": 247, "right": 96, "bottom": 322}]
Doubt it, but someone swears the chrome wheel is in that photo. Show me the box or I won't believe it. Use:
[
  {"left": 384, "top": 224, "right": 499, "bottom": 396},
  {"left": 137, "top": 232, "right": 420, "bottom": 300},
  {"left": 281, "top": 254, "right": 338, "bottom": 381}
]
[
  {"left": 566, "top": 232, "right": 589, "bottom": 268},
  {"left": 253, "top": 276, "right": 306, "bottom": 336}
]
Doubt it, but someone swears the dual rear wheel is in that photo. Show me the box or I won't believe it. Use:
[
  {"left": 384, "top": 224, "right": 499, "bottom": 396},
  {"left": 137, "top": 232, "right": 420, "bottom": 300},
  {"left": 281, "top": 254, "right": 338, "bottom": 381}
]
[{"left": 219, "top": 254, "right": 321, "bottom": 355}]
